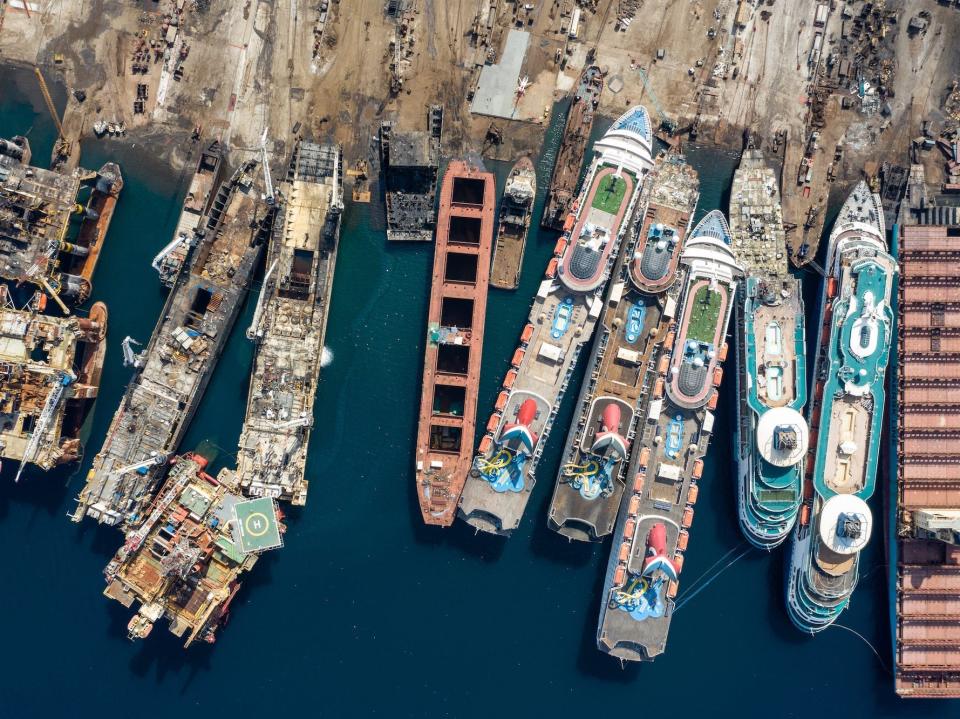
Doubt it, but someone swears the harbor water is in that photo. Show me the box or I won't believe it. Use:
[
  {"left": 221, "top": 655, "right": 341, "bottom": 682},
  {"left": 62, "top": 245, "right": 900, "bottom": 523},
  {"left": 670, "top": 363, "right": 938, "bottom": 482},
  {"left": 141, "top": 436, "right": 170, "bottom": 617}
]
[{"left": 0, "top": 72, "right": 948, "bottom": 717}]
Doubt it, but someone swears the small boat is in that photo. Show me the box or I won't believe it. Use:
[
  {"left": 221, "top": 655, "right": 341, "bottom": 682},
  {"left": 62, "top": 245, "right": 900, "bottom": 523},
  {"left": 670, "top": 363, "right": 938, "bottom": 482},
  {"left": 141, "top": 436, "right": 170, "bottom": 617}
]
[{"left": 490, "top": 156, "right": 536, "bottom": 290}]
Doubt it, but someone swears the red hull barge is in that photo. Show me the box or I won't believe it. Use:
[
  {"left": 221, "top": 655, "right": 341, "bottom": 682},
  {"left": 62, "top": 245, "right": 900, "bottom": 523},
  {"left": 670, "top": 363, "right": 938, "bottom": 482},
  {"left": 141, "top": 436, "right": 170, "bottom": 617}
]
[{"left": 415, "top": 161, "right": 495, "bottom": 525}]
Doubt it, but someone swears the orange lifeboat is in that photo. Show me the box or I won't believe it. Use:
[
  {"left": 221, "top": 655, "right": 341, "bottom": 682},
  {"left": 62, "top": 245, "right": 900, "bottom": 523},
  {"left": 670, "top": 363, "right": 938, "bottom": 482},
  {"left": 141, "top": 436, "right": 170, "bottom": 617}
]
[
  {"left": 653, "top": 378, "right": 664, "bottom": 399},
  {"left": 624, "top": 518, "right": 637, "bottom": 539},
  {"left": 827, "top": 277, "right": 837, "bottom": 298},
  {"left": 664, "top": 331, "right": 675, "bottom": 351},
  {"left": 628, "top": 496, "right": 640, "bottom": 515},
  {"left": 562, "top": 214, "right": 576, "bottom": 233},
  {"left": 718, "top": 343, "right": 728, "bottom": 362},
  {"left": 707, "top": 393, "right": 719, "bottom": 410},
  {"left": 503, "top": 369, "right": 518, "bottom": 389},
  {"left": 691, "top": 459, "right": 704, "bottom": 479},
  {"left": 546, "top": 258, "right": 559, "bottom": 278},
  {"left": 673, "top": 554, "right": 684, "bottom": 574},
  {"left": 614, "top": 566, "right": 626, "bottom": 586},
  {"left": 520, "top": 323, "right": 534, "bottom": 344},
  {"left": 511, "top": 348, "right": 525, "bottom": 367},
  {"left": 486, "top": 414, "right": 501, "bottom": 433},
  {"left": 657, "top": 354, "right": 670, "bottom": 374},
  {"left": 495, "top": 391, "right": 509, "bottom": 411},
  {"left": 618, "top": 542, "right": 631, "bottom": 562},
  {"left": 682, "top": 507, "right": 694, "bottom": 528},
  {"left": 633, "top": 472, "right": 645, "bottom": 493},
  {"left": 800, "top": 503, "right": 811, "bottom": 526},
  {"left": 667, "top": 580, "right": 679, "bottom": 599},
  {"left": 554, "top": 237, "right": 567, "bottom": 256},
  {"left": 687, "top": 483, "right": 699, "bottom": 504},
  {"left": 712, "top": 367, "right": 724, "bottom": 386},
  {"left": 478, "top": 436, "right": 493, "bottom": 454},
  {"left": 639, "top": 447, "right": 650, "bottom": 467},
  {"left": 677, "top": 529, "right": 690, "bottom": 551}
]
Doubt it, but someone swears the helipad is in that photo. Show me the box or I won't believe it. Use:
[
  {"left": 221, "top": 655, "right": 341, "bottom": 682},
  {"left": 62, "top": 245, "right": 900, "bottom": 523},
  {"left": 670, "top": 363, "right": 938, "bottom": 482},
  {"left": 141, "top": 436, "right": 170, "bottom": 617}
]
[{"left": 234, "top": 497, "right": 283, "bottom": 553}]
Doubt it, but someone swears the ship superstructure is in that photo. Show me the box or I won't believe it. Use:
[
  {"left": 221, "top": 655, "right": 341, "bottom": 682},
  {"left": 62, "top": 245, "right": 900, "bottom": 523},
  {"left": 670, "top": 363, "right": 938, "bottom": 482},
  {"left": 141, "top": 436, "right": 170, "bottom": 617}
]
[
  {"left": 73, "top": 160, "right": 271, "bottom": 526},
  {"left": 786, "top": 181, "right": 895, "bottom": 633},
  {"left": 103, "top": 453, "right": 283, "bottom": 647},
  {"left": 490, "top": 156, "right": 536, "bottom": 290},
  {"left": 729, "top": 150, "right": 809, "bottom": 549},
  {"left": 237, "top": 141, "right": 343, "bottom": 505},
  {"left": 0, "top": 136, "right": 122, "bottom": 308},
  {"left": 597, "top": 210, "right": 741, "bottom": 661},
  {"left": 415, "top": 162, "right": 495, "bottom": 525},
  {"left": 0, "top": 295, "right": 107, "bottom": 476},
  {"left": 541, "top": 66, "right": 603, "bottom": 230},
  {"left": 548, "top": 156, "right": 700, "bottom": 542},
  {"left": 152, "top": 142, "right": 223, "bottom": 287},
  {"left": 460, "top": 106, "right": 654, "bottom": 536}
]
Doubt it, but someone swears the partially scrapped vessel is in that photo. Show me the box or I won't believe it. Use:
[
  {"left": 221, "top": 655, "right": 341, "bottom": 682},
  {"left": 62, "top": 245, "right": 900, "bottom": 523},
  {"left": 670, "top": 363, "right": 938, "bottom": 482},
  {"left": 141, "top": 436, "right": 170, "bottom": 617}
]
[
  {"left": 729, "top": 150, "right": 809, "bottom": 549},
  {"left": 237, "top": 141, "right": 343, "bottom": 505},
  {"left": 0, "top": 136, "right": 123, "bottom": 308},
  {"left": 73, "top": 160, "right": 271, "bottom": 526},
  {"left": 0, "top": 297, "right": 107, "bottom": 477},
  {"left": 460, "top": 106, "right": 654, "bottom": 536},
  {"left": 597, "top": 210, "right": 742, "bottom": 661},
  {"left": 490, "top": 156, "right": 536, "bottom": 290},
  {"left": 541, "top": 66, "right": 603, "bottom": 231},
  {"left": 415, "top": 161, "right": 495, "bottom": 525},
  {"left": 548, "top": 155, "right": 700, "bottom": 542},
  {"left": 152, "top": 141, "right": 224, "bottom": 287},
  {"left": 786, "top": 181, "right": 895, "bottom": 633},
  {"left": 103, "top": 453, "right": 283, "bottom": 647}
]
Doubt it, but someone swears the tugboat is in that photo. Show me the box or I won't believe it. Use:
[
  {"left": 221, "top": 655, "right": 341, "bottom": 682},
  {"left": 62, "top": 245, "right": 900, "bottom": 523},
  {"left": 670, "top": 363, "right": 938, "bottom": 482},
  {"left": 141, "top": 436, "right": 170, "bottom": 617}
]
[{"left": 490, "top": 156, "right": 536, "bottom": 290}]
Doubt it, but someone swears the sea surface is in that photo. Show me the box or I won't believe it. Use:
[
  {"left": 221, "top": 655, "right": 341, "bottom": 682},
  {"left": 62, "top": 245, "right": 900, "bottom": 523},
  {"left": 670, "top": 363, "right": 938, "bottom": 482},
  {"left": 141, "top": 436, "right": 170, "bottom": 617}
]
[{"left": 0, "top": 70, "right": 951, "bottom": 717}]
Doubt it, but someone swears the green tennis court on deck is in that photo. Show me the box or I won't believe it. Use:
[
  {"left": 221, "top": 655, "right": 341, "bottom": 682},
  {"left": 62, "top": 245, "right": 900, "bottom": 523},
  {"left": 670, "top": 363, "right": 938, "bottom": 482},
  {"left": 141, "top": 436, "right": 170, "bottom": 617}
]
[
  {"left": 687, "top": 285, "right": 724, "bottom": 344},
  {"left": 235, "top": 498, "right": 283, "bottom": 553},
  {"left": 591, "top": 174, "right": 628, "bottom": 214}
]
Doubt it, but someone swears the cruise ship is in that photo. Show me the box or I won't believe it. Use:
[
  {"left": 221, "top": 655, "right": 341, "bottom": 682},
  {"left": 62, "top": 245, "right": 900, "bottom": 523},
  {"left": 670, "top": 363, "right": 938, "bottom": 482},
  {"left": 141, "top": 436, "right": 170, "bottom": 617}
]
[
  {"left": 458, "top": 106, "right": 655, "bottom": 536},
  {"left": 547, "top": 155, "right": 700, "bottom": 542},
  {"left": 597, "top": 210, "right": 742, "bottom": 661},
  {"left": 786, "top": 181, "right": 896, "bottom": 633},
  {"left": 729, "top": 150, "right": 809, "bottom": 549}
]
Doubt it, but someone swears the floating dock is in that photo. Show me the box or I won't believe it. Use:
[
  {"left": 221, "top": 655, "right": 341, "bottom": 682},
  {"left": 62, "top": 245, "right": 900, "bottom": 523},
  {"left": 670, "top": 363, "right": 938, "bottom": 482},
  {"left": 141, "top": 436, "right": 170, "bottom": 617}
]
[
  {"left": 548, "top": 155, "right": 700, "bottom": 542},
  {"left": 597, "top": 210, "right": 741, "bottom": 661},
  {"left": 541, "top": 66, "right": 603, "bottom": 231},
  {"left": 460, "top": 107, "right": 654, "bottom": 536},
  {"left": 73, "top": 160, "right": 271, "bottom": 527},
  {"left": 237, "top": 141, "right": 344, "bottom": 505},
  {"left": 490, "top": 156, "right": 535, "bottom": 290},
  {"left": 103, "top": 453, "right": 283, "bottom": 647},
  {"left": 891, "top": 173, "right": 960, "bottom": 697},
  {"left": 415, "top": 161, "right": 495, "bottom": 525},
  {"left": 152, "top": 141, "right": 224, "bottom": 287},
  {"left": 0, "top": 295, "right": 107, "bottom": 477},
  {"left": 729, "top": 150, "right": 809, "bottom": 549}
]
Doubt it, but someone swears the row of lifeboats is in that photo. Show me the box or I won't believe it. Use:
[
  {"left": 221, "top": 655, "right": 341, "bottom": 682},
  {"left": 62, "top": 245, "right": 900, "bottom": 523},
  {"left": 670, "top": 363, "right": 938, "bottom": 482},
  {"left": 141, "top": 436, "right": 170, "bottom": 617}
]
[
  {"left": 477, "top": 321, "right": 538, "bottom": 456},
  {"left": 545, "top": 230, "right": 572, "bottom": 280}
]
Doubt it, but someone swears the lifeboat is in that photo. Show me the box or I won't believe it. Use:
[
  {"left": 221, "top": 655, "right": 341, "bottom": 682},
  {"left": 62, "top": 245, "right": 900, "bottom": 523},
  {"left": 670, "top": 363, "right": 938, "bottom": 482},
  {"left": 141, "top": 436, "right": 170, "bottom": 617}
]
[
  {"left": 511, "top": 348, "right": 525, "bottom": 367},
  {"left": 614, "top": 566, "right": 626, "bottom": 586},
  {"left": 546, "top": 258, "right": 559, "bottom": 278},
  {"left": 618, "top": 542, "right": 631, "bottom": 562},
  {"left": 673, "top": 554, "right": 684, "bottom": 574},
  {"left": 503, "top": 369, "right": 518, "bottom": 389},
  {"left": 653, "top": 378, "right": 664, "bottom": 399},
  {"left": 827, "top": 277, "right": 837, "bottom": 298},
  {"left": 667, "top": 580, "right": 679, "bottom": 599},
  {"left": 800, "top": 503, "right": 811, "bottom": 526},
  {"left": 624, "top": 518, "right": 637, "bottom": 539},
  {"left": 554, "top": 237, "right": 567, "bottom": 256},
  {"left": 718, "top": 342, "right": 728, "bottom": 362},
  {"left": 664, "top": 331, "right": 675, "bottom": 351},
  {"left": 712, "top": 367, "right": 724, "bottom": 386},
  {"left": 495, "top": 391, "right": 509, "bottom": 411},
  {"left": 520, "top": 323, "right": 534, "bottom": 344},
  {"left": 677, "top": 529, "right": 690, "bottom": 551},
  {"left": 687, "top": 483, "right": 699, "bottom": 504},
  {"left": 628, "top": 495, "right": 640, "bottom": 515},
  {"left": 638, "top": 447, "right": 650, "bottom": 467},
  {"left": 633, "top": 472, "right": 645, "bottom": 492},
  {"left": 681, "top": 507, "right": 694, "bottom": 528},
  {"left": 691, "top": 459, "right": 704, "bottom": 479},
  {"left": 486, "top": 414, "right": 501, "bottom": 433},
  {"left": 562, "top": 214, "right": 575, "bottom": 233},
  {"left": 657, "top": 354, "right": 670, "bottom": 373},
  {"left": 478, "top": 436, "right": 493, "bottom": 454},
  {"left": 707, "top": 393, "right": 719, "bottom": 410}
]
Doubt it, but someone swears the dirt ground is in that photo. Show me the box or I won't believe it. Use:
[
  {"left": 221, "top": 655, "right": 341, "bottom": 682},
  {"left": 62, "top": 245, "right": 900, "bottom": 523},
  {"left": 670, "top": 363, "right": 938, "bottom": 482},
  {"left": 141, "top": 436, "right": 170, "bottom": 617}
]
[{"left": 2, "top": 0, "right": 958, "bottom": 199}]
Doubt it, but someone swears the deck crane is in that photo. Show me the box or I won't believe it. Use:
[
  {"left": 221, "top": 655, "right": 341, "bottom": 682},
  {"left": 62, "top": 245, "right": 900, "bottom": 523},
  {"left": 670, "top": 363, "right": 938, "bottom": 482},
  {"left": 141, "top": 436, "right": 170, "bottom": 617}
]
[
  {"left": 246, "top": 258, "right": 278, "bottom": 340},
  {"left": 260, "top": 127, "right": 275, "bottom": 206},
  {"left": 33, "top": 66, "right": 71, "bottom": 165},
  {"left": 635, "top": 66, "right": 675, "bottom": 133},
  {"left": 271, "top": 413, "right": 313, "bottom": 431},
  {"left": 15, "top": 371, "right": 73, "bottom": 482}
]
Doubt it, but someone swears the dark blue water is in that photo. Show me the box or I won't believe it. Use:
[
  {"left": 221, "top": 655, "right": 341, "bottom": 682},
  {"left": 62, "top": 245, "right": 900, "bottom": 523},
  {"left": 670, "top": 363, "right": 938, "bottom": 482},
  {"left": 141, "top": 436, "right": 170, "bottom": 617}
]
[{"left": 0, "top": 71, "right": 951, "bottom": 717}]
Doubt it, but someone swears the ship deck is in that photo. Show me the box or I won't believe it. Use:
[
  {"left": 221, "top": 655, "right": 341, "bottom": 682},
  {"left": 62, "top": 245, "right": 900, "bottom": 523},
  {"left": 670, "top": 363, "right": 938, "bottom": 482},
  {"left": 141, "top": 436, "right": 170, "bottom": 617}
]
[
  {"left": 894, "top": 225, "right": 960, "bottom": 698},
  {"left": 490, "top": 160, "right": 535, "bottom": 291},
  {"left": 75, "top": 166, "right": 267, "bottom": 526},
  {"left": 549, "top": 165, "right": 698, "bottom": 542},
  {"left": 415, "top": 163, "right": 495, "bottom": 526},
  {"left": 237, "top": 143, "right": 342, "bottom": 507}
]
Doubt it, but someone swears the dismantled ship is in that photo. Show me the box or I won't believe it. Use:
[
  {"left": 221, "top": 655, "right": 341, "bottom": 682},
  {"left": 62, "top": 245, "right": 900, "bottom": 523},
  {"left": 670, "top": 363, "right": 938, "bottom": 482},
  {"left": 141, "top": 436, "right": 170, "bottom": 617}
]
[
  {"left": 73, "top": 160, "right": 271, "bottom": 526},
  {"left": 548, "top": 155, "right": 700, "bottom": 542},
  {"left": 103, "top": 453, "right": 283, "bottom": 647},
  {"left": 459, "top": 106, "right": 655, "bottom": 536},
  {"left": 152, "top": 141, "right": 224, "bottom": 287},
  {"left": 729, "top": 150, "right": 809, "bottom": 549},
  {"left": 541, "top": 66, "right": 603, "bottom": 231},
  {"left": 490, "top": 156, "right": 536, "bottom": 290},
  {"left": 237, "top": 141, "right": 343, "bottom": 505},
  {"left": 0, "top": 135, "right": 122, "bottom": 308},
  {"left": 415, "top": 161, "right": 495, "bottom": 525},
  {"left": 786, "top": 181, "right": 895, "bottom": 633},
  {"left": 0, "top": 295, "right": 107, "bottom": 478},
  {"left": 597, "top": 210, "right": 742, "bottom": 661}
]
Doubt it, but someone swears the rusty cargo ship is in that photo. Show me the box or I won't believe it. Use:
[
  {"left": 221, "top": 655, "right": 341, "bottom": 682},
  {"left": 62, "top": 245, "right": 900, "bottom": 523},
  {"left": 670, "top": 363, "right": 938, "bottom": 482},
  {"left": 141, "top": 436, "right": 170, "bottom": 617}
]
[
  {"left": 414, "top": 161, "right": 495, "bottom": 525},
  {"left": 541, "top": 66, "right": 603, "bottom": 231}
]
